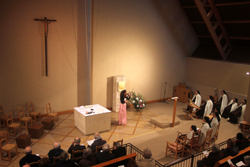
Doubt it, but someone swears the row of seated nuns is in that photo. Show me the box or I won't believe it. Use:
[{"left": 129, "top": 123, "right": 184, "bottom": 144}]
[{"left": 189, "top": 90, "right": 247, "bottom": 124}]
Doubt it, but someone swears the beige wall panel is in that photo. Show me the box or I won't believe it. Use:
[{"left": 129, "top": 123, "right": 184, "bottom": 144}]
[
  {"left": 92, "top": 0, "right": 198, "bottom": 107},
  {"left": 186, "top": 58, "right": 250, "bottom": 96},
  {"left": 0, "top": 0, "right": 77, "bottom": 116}
]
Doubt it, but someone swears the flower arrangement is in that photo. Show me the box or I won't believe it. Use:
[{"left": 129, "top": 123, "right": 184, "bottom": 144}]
[{"left": 128, "top": 92, "right": 146, "bottom": 111}]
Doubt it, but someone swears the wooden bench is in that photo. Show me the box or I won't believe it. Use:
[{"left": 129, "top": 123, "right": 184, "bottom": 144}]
[
  {"left": 91, "top": 152, "right": 137, "bottom": 167},
  {"left": 214, "top": 147, "right": 250, "bottom": 167}
]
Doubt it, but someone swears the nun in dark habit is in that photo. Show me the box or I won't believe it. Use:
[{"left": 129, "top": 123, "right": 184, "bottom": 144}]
[
  {"left": 196, "top": 95, "right": 214, "bottom": 119},
  {"left": 228, "top": 99, "right": 247, "bottom": 124},
  {"left": 221, "top": 98, "right": 238, "bottom": 118}
]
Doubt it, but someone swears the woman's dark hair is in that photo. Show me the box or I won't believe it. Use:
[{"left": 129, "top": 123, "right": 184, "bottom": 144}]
[
  {"left": 235, "top": 98, "right": 238, "bottom": 103},
  {"left": 204, "top": 116, "right": 211, "bottom": 127},
  {"left": 196, "top": 90, "right": 200, "bottom": 94},
  {"left": 237, "top": 133, "right": 244, "bottom": 140},
  {"left": 222, "top": 90, "right": 226, "bottom": 94},
  {"left": 215, "top": 111, "right": 221, "bottom": 122},
  {"left": 244, "top": 99, "right": 247, "bottom": 104},
  {"left": 120, "top": 90, "right": 126, "bottom": 98},
  {"left": 191, "top": 125, "right": 197, "bottom": 132},
  {"left": 209, "top": 95, "right": 214, "bottom": 102}
]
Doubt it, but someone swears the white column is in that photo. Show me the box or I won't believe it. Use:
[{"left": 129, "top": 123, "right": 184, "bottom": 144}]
[{"left": 113, "top": 76, "right": 126, "bottom": 112}]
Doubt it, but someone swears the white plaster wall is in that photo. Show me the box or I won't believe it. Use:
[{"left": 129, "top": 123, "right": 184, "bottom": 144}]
[
  {"left": 0, "top": 0, "right": 77, "bottom": 116},
  {"left": 186, "top": 58, "right": 250, "bottom": 95},
  {"left": 92, "top": 0, "right": 199, "bottom": 107}
]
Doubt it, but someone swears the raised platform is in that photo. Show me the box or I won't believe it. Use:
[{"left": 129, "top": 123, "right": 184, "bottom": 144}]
[{"left": 150, "top": 115, "right": 180, "bottom": 128}]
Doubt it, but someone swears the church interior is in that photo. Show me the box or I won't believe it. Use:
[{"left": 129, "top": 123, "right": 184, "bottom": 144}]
[{"left": 1, "top": 0, "right": 250, "bottom": 166}]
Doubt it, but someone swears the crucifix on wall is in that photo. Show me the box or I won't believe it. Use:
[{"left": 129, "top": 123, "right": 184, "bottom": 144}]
[{"left": 34, "top": 17, "right": 57, "bottom": 76}]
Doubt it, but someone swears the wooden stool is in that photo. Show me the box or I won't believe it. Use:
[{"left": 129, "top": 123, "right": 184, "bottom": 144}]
[
  {"left": 16, "top": 134, "right": 31, "bottom": 148},
  {"left": 1, "top": 144, "right": 18, "bottom": 161},
  {"left": 41, "top": 118, "right": 54, "bottom": 130},
  {"left": 242, "top": 121, "right": 250, "bottom": 132},
  {"left": 28, "top": 124, "right": 44, "bottom": 138}
]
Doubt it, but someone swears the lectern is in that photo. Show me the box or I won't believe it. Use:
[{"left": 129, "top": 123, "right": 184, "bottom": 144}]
[{"left": 171, "top": 97, "right": 178, "bottom": 127}]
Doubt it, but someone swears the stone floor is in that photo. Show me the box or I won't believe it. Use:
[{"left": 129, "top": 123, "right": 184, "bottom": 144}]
[{"left": 0, "top": 101, "right": 242, "bottom": 166}]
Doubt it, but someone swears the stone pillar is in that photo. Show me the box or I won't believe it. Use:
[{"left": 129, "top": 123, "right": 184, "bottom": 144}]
[
  {"left": 113, "top": 76, "right": 126, "bottom": 112},
  {"left": 77, "top": 0, "right": 91, "bottom": 106}
]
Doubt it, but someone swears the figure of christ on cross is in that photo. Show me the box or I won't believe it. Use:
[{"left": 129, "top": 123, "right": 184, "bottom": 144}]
[{"left": 34, "top": 17, "right": 57, "bottom": 76}]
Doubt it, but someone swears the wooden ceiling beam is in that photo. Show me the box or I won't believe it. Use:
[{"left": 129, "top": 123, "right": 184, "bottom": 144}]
[
  {"left": 194, "top": 0, "right": 233, "bottom": 59},
  {"left": 182, "top": 1, "right": 250, "bottom": 8},
  {"left": 190, "top": 20, "right": 250, "bottom": 24},
  {"left": 197, "top": 35, "right": 250, "bottom": 40},
  {"left": 229, "top": 36, "right": 250, "bottom": 40}
]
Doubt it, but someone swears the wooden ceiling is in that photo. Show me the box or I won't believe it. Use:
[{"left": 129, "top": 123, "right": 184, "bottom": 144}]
[{"left": 178, "top": 0, "right": 250, "bottom": 64}]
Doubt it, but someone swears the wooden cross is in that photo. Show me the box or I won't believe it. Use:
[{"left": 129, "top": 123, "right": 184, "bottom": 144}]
[{"left": 34, "top": 17, "right": 57, "bottom": 76}]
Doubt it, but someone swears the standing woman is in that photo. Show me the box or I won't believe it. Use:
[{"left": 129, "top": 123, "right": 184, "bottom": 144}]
[
  {"left": 119, "top": 90, "right": 130, "bottom": 125},
  {"left": 220, "top": 90, "right": 228, "bottom": 115}
]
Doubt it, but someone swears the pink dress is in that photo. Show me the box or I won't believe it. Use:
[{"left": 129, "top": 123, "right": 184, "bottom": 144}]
[{"left": 119, "top": 102, "right": 127, "bottom": 125}]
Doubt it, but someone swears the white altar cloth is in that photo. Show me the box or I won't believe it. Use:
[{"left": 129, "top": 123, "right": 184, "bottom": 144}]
[{"left": 74, "top": 104, "right": 111, "bottom": 135}]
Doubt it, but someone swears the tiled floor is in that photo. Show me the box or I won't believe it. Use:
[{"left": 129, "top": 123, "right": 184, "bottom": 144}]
[
  {"left": 1, "top": 101, "right": 242, "bottom": 166},
  {"left": 0, "top": 106, "right": 160, "bottom": 167}
]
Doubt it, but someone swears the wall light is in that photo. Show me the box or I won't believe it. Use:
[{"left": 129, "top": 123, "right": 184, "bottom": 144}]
[{"left": 246, "top": 72, "right": 249, "bottom": 75}]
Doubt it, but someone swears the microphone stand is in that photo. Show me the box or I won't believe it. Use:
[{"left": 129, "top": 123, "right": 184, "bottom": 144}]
[{"left": 162, "top": 82, "right": 168, "bottom": 104}]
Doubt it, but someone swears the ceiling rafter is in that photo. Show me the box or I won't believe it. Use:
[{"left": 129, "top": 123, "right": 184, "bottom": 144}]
[
  {"left": 190, "top": 20, "right": 250, "bottom": 24},
  {"left": 182, "top": 1, "right": 250, "bottom": 8},
  {"left": 194, "top": 0, "right": 233, "bottom": 59}
]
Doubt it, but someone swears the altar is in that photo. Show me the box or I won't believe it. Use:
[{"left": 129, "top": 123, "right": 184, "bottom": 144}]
[{"left": 74, "top": 104, "right": 111, "bottom": 135}]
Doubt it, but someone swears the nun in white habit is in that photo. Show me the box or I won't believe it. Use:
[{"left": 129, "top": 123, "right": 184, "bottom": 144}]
[
  {"left": 239, "top": 100, "right": 247, "bottom": 123},
  {"left": 220, "top": 90, "right": 228, "bottom": 115},
  {"left": 221, "top": 98, "right": 238, "bottom": 118},
  {"left": 193, "top": 90, "right": 202, "bottom": 112},
  {"left": 204, "top": 96, "right": 213, "bottom": 117},
  {"left": 229, "top": 99, "right": 247, "bottom": 124},
  {"left": 196, "top": 96, "right": 213, "bottom": 118},
  {"left": 198, "top": 116, "right": 211, "bottom": 145},
  {"left": 210, "top": 111, "right": 220, "bottom": 138}
]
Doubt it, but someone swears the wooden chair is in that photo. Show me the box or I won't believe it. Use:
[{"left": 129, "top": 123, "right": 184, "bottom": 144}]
[
  {"left": 186, "top": 130, "right": 201, "bottom": 154},
  {"left": 0, "top": 130, "right": 9, "bottom": 145},
  {"left": 0, "top": 105, "right": 6, "bottom": 128},
  {"left": 18, "top": 106, "right": 32, "bottom": 130},
  {"left": 53, "top": 156, "right": 60, "bottom": 165},
  {"left": 46, "top": 103, "right": 58, "bottom": 123},
  {"left": 200, "top": 128, "right": 213, "bottom": 151},
  {"left": 165, "top": 132, "right": 187, "bottom": 160},
  {"left": 27, "top": 102, "right": 41, "bottom": 123},
  {"left": 5, "top": 113, "right": 22, "bottom": 136},
  {"left": 213, "top": 123, "right": 220, "bottom": 141},
  {"left": 0, "top": 131, "right": 18, "bottom": 161},
  {"left": 72, "top": 149, "right": 84, "bottom": 161},
  {"left": 113, "top": 139, "right": 123, "bottom": 146},
  {"left": 96, "top": 145, "right": 103, "bottom": 154},
  {"left": 184, "top": 102, "right": 200, "bottom": 120}
]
